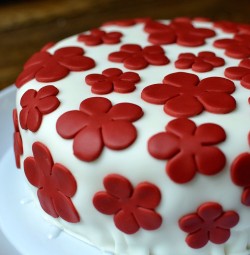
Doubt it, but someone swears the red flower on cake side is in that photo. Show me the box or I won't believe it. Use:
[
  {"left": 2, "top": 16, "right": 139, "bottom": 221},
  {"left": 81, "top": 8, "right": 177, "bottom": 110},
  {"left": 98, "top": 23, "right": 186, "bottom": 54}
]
[
  {"left": 56, "top": 97, "right": 143, "bottom": 162},
  {"left": 85, "top": 68, "right": 141, "bottom": 94},
  {"left": 145, "top": 19, "right": 215, "bottom": 47},
  {"left": 175, "top": 51, "right": 225, "bottom": 72},
  {"left": 93, "top": 174, "right": 162, "bottom": 234},
  {"left": 24, "top": 142, "right": 80, "bottom": 223},
  {"left": 225, "top": 58, "right": 250, "bottom": 89},
  {"left": 148, "top": 118, "right": 226, "bottom": 184},
  {"left": 77, "top": 28, "right": 123, "bottom": 46},
  {"left": 179, "top": 202, "right": 239, "bottom": 249},
  {"left": 213, "top": 33, "right": 250, "bottom": 59},
  {"left": 15, "top": 46, "right": 95, "bottom": 88},
  {"left": 108, "top": 44, "right": 169, "bottom": 70},
  {"left": 13, "top": 109, "right": 23, "bottom": 169},
  {"left": 19, "top": 85, "right": 60, "bottom": 132},
  {"left": 141, "top": 72, "right": 236, "bottom": 118},
  {"left": 231, "top": 152, "right": 250, "bottom": 206}
]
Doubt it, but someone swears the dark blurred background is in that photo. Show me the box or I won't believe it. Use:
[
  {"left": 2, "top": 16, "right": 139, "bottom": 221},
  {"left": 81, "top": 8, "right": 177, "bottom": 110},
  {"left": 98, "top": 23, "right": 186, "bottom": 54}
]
[{"left": 0, "top": 0, "right": 250, "bottom": 89}]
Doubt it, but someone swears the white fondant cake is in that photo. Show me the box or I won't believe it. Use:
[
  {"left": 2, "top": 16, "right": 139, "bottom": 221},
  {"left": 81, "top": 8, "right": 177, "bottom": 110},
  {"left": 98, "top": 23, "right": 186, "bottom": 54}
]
[{"left": 13, "top": 18, "right": 250, "bottom": 255}]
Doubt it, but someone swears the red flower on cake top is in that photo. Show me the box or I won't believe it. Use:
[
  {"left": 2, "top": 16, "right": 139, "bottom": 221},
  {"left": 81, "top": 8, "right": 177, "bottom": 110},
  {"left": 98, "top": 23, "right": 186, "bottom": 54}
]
[
  {"left": 93, "top": 174, "right": 162, "bottom": 234},
  {"left": 179, "top": 202, "right": 239, "bottom": 248},
  {"left": 141, "top": 72, "right": 236, "bottom": 118},
  {"left": 85, "top": 68, "right": 141, "bottom": 94},
  {"left": 175, "top": 51, "right": 225, "bottom": 72},
  {"left": 24, "top": 142, "right": 80, "bottom": 223},
  {"left": 77, "top": 28, "right": 123, "bottom": 46},
  {"left": 13, "top": 109, "right": 23, "bottom": 169},
  {"left": 213, "top": 20, "right": 250, "bottom": 34},
  {"left": 225, "top": 58, "right": 250, "bottom": 89},
  {"left": 19, "top": 85, "right": 60, "bottom": 132},
  {"left": 56, "top": 97, "right": 143, "bottom": 162},
  {"left": 231, "top": 152, "right": 250, "bottom": 206},
  {"left": 15, "top": 46, "right": 95, "bottom": 88},
  {"left": 213, "top": 33, "right": 250, "bottom": 59},
  {"left": 148, "top": 118, "right": 226, "bottom": 184},
  {"left": 145, "top": 19, "right": 216, "bottom": 47},
  {"left": 108, "top": 44, "right": 169, "bottom": 70}
]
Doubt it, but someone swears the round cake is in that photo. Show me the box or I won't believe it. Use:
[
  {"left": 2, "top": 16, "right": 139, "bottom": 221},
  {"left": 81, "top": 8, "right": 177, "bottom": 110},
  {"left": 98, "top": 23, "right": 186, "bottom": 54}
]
[{"left": 13, "top": 17, "right": 250, "bottom": 255}]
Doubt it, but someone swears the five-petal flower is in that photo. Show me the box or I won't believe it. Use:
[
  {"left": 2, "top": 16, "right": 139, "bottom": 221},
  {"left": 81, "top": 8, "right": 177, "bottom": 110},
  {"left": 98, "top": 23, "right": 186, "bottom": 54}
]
[
  {"left": 13, "top": 109, "right": 23, "bottom": 169},
  {"left": 93, "top": 174, "right": 162, "bottom": 234},
  {"left": 85, "top": 68, "right": 141, "bottom": 94},
  {"left": 108, "top": 44, "right": 169, "bottom": 70},
  {"left": 77, "top": 28, "right": 123, "bottom": 46},
  {"left": 15, "top": 46, "right": 95, "bottom": 88},
  {"left": 175, "top": 51, "right": 225, "bottom": 72},
  {"left": 19, "top": 85, "right": 60, "bottom": 132},
  {"left": 231, "top": 152, "right": 250, "bottom": 206},
  {"left": 56, "top": 97, "right": 143, "bottom": 162},
  {"left": 141, "top": 72, "right": 236, "bottom": 118},
  {"left": 24, "top": 142, "right": 80, "bottom": 223},
  {"left": 225, "top": 58, "right": 250, "bottom": 89},
  {"left": 148, "top": 118, "right": 226, "bottom": 183},
  {"left": 179, "top": 202, "right": 239, "bottom": 249}
]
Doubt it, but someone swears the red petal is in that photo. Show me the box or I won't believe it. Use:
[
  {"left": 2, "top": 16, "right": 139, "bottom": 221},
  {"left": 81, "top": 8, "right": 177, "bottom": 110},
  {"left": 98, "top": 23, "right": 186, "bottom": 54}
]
[
  {"left": 134, "top": 208, "right": 162, "bottom": 230},
  {"left": 53, "top": 192, "right": 80, "bottom": 223},
  {"left": 85, "top": 74, "right": 106, "bottom": 85},
  {"left": 209, "top": 227, "right": 230, "bottom": 244},
  {"left": 24, "top": 157, "right": 40, "bottom": 187},
  {"left": 104, "top": 174, "right": 133, "bottom": 199},
  {"left": 198, "top": 92, "right": 236, "bottom": 114},
  {"left": 148, "top": 31, "right": 176, "bottom": 45},
  {"left": 108, "top": 51, "right": 131, "bottom": 63},
  {"left": 20, "top": 89, "right": 37, "bottom": 107},
  {"left": 80, "top": 97, "right": 112, "bottom": 115},
  {"left": 198, "top": 202, "right": 223, "bottom": 221},
  {"left": 93, "top": 191, "right": 120, "bottom": 214},
  {"left": 59, "top": 56, "right": 95, "bottom": 71},
  {"left": 216, "top": 211, "right": 239, "bottom": 229},
  {"left": 164, "top": 94, "right": 203, "bottom": 117},
  {"left": 19, "top": 108, "right": 29, "bottom": 130},
  {"left": 167, "top": 152, "right": 197, "bottom": 183},
  {"left": 196, "top": 147, "right": 226, "bottom": 175},
  {"left": 114, "top": 210, "right": 139, "bottom": 234},
  {"left": 192, "top": 61, "right": 213, "bottom": 72},
  {"left": 78, "top": 34, "right": 102, "bottom": 46},
  {"left": 120, "top": 44, "right": 142, "bottom": 53},
  {"left": 213, "top": 38, "right": 236, "bottom": 49},
  {"left": 54, "top": 46, "right": 84, "bottom": 58},
  {"left": 143, "top": 45, "right": 165, "bottom": 54},
  {"left": 56, "top": 111, "right": 89, "bottom": 139},
  {"left": 73, "top": 127, "right": 103, "bottom": 162},
  {"left": 24, "top": 51, "right": 51, "bottom": 68},
  {"left": 186, "top": 229, "right": 209, "bottom": 248},
  {"left": 203, "top": 56, "right": 225, "bottom": 67},
  {"left": 124, "top": 56, "right": 148, "bottom": 70},
  {"left": 37, "top": 96, "right": 60, "bottom": 114},
  {"left": 132, "top": 182, "right": 161, "bottom": 208},
  {"left": 109, "top": 103, "right": 143, "bottom": 121},
  {"left": 144, "top": 53, "right": 169, "bottom": 66},
  {"left": 163, "top": 72, "right": 199, "bottom": 88},
  {"left": 113, "top": 80, "right": 136, "bottom": 93},
  {"left": 175, "top": 58, "right": 194, "bottom": 69},
  {"left": 52, "top": 163, "right": 77, "bottom": 197},
  {"left": 102, "top": 120, "right": 137, "bottom": 150},
  {"left": 37, "top": 85, "right": 59, "bottom": 99},
  {"left": 26, "top": 107, "right": 42, "bottom": 132},
  {"left": 179, "top": 213, "right": 203, "bottom": 233},
  {"left": 14, "top": 132, "right": 23, "bottom": 168},
  {"left": 242, "top": 188, "right": 250, "bottom": 205},
  {"left": 177, "top": 33, "right": 205, "bottom": 47},
  {"left": 119, "top": 71, "right": 140, "bottom": 83},
  {"left": 35, "top": 63, "right": 69, "bottom": 83},
  {"left": 166, "top": 118, "right": 197, "bottom": 137},
  {"left": 195, "top": 123, "right": 226, "bottom": 145},
  {"left": 38, "top": 188, "right": 58, "bottom": 218},
  {"left": 102, "top": 68, "right": 123, "bottom": 77},
  {"left": 148, "top": 132, "right": 180, "bottom": 159},
  {"left": 198, "top": 77, "right": 235, "bottom": 93},
  {"left": 91, "top": 80, "right": 113, "bottom": 94},
  {"left": 102, "top": 32, "right": 122, "bottom": 44},
  {"left": 241, "top": 73, "right": 250, "bottom": 89}
]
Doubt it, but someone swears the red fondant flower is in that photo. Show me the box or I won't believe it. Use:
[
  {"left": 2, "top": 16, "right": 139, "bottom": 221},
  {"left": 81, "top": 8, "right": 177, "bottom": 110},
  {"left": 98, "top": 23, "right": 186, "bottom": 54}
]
[
  {"left": 148, "top": 118, "right": 226, "bottom": 183},
  {"left": 179, "top": 202, "right": 239, "bottom": 249},
  {"left": 231, "top": 152, "right": 250, "bottom": 206},
  {"left": 213, "top": 20, "right": 250, "bottom": 34},
  {"left": 108, "top": 44, "right": 169, "bottom": 70},
  {"left": 141, "top": 72, "right": 236, "bottom": 118},
  {"left": 85, "top": 68, "right": 141, "bottom": 94},
  {"left": 20, "top": 85, "right": 60, "bottom": 132},
  {"left": 225, "top": 58, "right": 250, "bottom": 89},
  {"left": 145, "top": 19, "right": 215, "bottom": 47},
  {"left": 56, "top": 97, "right": 143, "bottom": 162},
  {"left": 13, "top": 109, "right": 23, "bottom": 169},
  {"left": 175, "top": 51, "right": 225, "bottom": 72},
  {"left": 213, "top": 33, "right": 250, "bottom": 59},
  {"left": 24, "top": 142, "right": 80, "bottom": 223},
  {"left": 15, "top": 46, "right": 95, "bottom": 88},
  {"left": 77, "top": 28, "right": 123, "bottom": 46},
  {"left": 93, "top": 174, "right": 162, "bottom": 234}
]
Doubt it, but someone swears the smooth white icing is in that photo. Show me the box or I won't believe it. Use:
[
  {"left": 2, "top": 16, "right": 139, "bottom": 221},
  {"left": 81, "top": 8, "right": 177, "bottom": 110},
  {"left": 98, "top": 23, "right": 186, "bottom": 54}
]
[{"left": 16, "top": 20, "right": 250, "bottom": 255}]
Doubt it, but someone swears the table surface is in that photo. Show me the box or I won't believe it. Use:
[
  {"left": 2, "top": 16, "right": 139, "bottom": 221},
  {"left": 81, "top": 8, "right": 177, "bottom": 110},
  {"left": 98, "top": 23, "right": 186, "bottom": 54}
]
[{"left": 0, "top": 0, "right": 250, "bottom": 90}]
